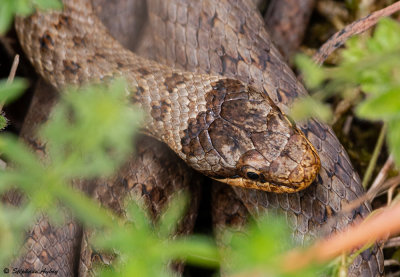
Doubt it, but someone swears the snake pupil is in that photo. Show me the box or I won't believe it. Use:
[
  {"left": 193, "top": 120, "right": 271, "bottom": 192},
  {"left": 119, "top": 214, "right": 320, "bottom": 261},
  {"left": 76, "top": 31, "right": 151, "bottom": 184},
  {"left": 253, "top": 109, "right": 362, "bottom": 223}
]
[{"left": 246, "top": 172, "right": 259, "bottom": 180}]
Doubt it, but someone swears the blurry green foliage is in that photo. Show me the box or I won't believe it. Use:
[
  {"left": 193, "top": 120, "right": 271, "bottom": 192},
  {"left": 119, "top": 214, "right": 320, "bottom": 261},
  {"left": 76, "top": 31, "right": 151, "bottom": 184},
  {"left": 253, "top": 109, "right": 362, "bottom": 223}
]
[
  {"left": 93, "top": 194, "right": 220, "bottom": 277},
  {"left": 221, "top": 215, "right": 327, "bottom": 277},
  {"left": 0, "top": 114, "right": 7, "bottom": 130},
  {"left": 0, "top": 79, "right": 28, "bottom": 105},
  {"left": 40, "top": 80, "right": 141, "bottom": 179},
  {"left": 0, "top": 0, "right": 62, "bottom": 33},
  {"left": 290, "top": 96, "right": 332, "bottom": 122},
  {"left": 0, "top": 79, "right": 28, "bottom": 129},
  {"left": 295, "top": 18, "right": 400, "bottom": 166},
  {"left": 0, "top": 80, "right": 143, "bottom": 264}
]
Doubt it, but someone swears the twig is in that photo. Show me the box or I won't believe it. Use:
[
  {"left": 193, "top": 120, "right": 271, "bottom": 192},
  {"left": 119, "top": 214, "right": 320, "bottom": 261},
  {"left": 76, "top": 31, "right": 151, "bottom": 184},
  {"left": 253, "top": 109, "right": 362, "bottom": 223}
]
[
  {"left": 342, "top": 115, "right": 353, "bottom": 136},
  {"left": 362, "top": 123, "right": 387, "bottom": 189},
  {"left": 342, "top": 174, "right": 400, "bottom": 214},
  {"left": 369, "top": 155, "right": 395, "bottom": 193},
  {"left": 388, "top": 185, "right": 395, "bottom": 205},
  {"left": 313, "top": 1, "right": 400, "bottom": 65},
  {"left": 377, "top": 175, "right": 400, "bottom": 198},
  {"left": 384, "top": 236, "right": 400, "bottom": 248},
  {"left": 0, "top": 159, "right": 6, "bottom": 169},
  {"left": 384, "top": 259, "right": 400, "bottom": 267},
  {"left": 0, "top": 55, "right": 18, "bottom": 167},
  {"left": 0, "top": 54, "right": 19, "bottom": 112},
  {"left": 386, "top": 271, "right": 400, "bottom": 277},
  {"left": 7, "top": 54, "right": 19, "bottom": 84}
]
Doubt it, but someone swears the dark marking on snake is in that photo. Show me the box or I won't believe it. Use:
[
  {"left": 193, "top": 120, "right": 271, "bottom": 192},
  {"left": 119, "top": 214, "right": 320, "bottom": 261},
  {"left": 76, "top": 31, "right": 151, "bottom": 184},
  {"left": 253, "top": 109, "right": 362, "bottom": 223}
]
[
  {"left": 150, "top": 100, "right": 172, "bottom": 121},
  {"left": 95, "top": 53, "right": 106, "bottom": 59},
  {"left": 54, "top": 14, "right": 70, "bottom": 30},
  {"left": 63, "top": 60, "right": 81, "bottom": 74},
  {"left": 209, "top": 12, "right": 218, "bottom": 27},
  {"left": 137, "top": 67, "right": 150, "bottom": 75},
  {"left": 164, "top": 73, "right": 186, "bottom": 93},
  {"left": 150, "top": 105, "right": 162, "bottom": 121},
  {"left": 181, "top": 79, "right": 272, "bottom": 178},
  {"left": 40, "top": 31, "right": 54, "bottom": 50},
  {"left": 221, "top": 55, "right": 237, "bottom": 76},
  {"left": 72, "top": 36, "right": 86, "bottom": 47}
]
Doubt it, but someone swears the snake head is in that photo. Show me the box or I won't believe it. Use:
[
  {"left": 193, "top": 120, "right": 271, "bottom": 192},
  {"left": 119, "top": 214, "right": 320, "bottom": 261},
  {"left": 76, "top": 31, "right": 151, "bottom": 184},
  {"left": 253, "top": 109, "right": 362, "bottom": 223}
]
[
  {"left": 180, "top": 79, "right": 320, "bottom": 193},
  {"left": 225, "top": 129, "right": 321, "bottom": 193}
]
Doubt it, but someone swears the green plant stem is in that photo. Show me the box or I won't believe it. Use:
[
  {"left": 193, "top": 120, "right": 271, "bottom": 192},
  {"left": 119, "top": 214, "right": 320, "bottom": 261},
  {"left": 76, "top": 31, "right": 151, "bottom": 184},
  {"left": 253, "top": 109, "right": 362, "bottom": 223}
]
[{"left": 362, "top": 123, "right": 387, "bottom": 188}]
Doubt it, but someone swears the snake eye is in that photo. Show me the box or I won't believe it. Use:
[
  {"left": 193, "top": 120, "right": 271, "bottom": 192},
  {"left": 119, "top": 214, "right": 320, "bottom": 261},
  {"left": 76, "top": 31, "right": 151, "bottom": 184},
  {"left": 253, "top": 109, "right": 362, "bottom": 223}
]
[{"left": 246, "top": 172, "right": 259, "bottom": 180}]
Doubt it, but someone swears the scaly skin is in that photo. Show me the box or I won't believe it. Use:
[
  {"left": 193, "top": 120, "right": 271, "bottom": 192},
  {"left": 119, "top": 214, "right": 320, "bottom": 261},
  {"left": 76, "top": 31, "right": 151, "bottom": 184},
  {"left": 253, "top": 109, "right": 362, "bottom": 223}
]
[
  {"left": 15, "top": 0, "right": 320, "bottom": 193},
  {"left": 146, "top": 0, "right": 384, "bottom": 275}
]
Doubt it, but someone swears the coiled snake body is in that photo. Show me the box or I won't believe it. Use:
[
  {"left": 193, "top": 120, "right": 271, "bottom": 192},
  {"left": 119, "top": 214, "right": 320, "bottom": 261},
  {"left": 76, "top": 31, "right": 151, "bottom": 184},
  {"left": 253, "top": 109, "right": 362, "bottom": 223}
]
[
  {"left": 13, "top": 0, "right": 384, "bottom": 276},
  {"left": 16, "top": 0, "right": 320, "bottom": 193}
]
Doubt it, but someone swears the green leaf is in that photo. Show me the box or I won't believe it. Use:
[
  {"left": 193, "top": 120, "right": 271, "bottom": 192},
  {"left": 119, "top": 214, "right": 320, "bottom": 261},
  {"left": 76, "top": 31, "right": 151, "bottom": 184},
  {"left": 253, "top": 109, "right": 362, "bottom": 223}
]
[
  {"left": 0, "top": 0, "right": 14, "bottom": 34},
  {"left": 0, "top": 78, "right": 28, "bottom": 104},
  {"left": 167, "top": 236, "right": 220, "bottom": 268},
  {"left": 356, "top": 87, "right": 400, "bottom": 120},
  {"left": 0, "top": 134, "right": 41, "bottom": 173},
  {"left": 295, "top": 54, "right": 326, "bottom": 89},
  {"left": 57, "top": 185, "right": 113, "bottom": 228},
  {"left": 341, "top": 36, "right": 368, "bottom": 63},
  {"left": 220, "top": 214, "right": 326, "bottom": 276},
  {"left": 0, "top": 114, "right": 7, "bottom": 130},
  {"left": 0, "top": 205, "right": 36, "bottom": 264},
  {"left": 0, "top": 0, "right": 62, "bottom": 34},
  {"left": 32, "top": 0, "right": 62, "bottom": 10},
  {"left": 289, "top": 96, "right": 332, "bottom": 122},
  {"left": 221, "top": 215, "right": 289, "bottom": 275},
  {"left": 157, "top": 192, "right": 187, "bottom": 238},
  {"left": 40, "top": 79, "right": 143, "bottom": 179},
  {"left": 14, "top": 0, "right": 33, "bottom": 16},
  {"left": 368, "top": 18, "right": 400, "bottom": 53},
  {"left": 125, "top": 199, "right": 152, "bottom": 233}
]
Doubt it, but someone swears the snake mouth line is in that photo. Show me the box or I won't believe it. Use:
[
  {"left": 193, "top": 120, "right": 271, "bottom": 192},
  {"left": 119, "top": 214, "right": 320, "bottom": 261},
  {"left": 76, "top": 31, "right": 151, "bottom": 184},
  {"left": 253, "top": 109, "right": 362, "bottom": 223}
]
[{"left": 213, "top": 176, "right": 304, "bottom": 193}]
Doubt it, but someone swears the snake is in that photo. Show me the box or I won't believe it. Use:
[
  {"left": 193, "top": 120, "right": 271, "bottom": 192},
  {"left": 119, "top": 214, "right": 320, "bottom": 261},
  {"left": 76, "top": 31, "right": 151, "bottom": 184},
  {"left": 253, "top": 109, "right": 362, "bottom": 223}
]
[
  {"left": 15, "top": 0, "right": 321, "bottom": 194},
  {"left": 10, "top": 0, "right": 384, "bottom": 276}
]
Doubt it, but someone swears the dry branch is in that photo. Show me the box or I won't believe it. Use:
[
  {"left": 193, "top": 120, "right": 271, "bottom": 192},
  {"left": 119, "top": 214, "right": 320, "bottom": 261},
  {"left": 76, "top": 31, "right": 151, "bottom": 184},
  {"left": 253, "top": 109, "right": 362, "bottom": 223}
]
[{"left": 313, "top": 1, "right": 400, "bottom": 65}]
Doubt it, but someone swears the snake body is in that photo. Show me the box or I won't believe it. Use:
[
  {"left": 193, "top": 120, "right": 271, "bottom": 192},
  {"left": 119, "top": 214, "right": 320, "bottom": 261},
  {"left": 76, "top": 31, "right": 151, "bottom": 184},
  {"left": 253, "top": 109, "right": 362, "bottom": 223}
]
[
  {"left": 15, "top": 0, "right": 320, "bottom": 193},
  {"left": 13, "top": 0, "right": 384, "bottom": 276},
  {"left": 145, "top": 0, "right": 384, "bottom": 275}
]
